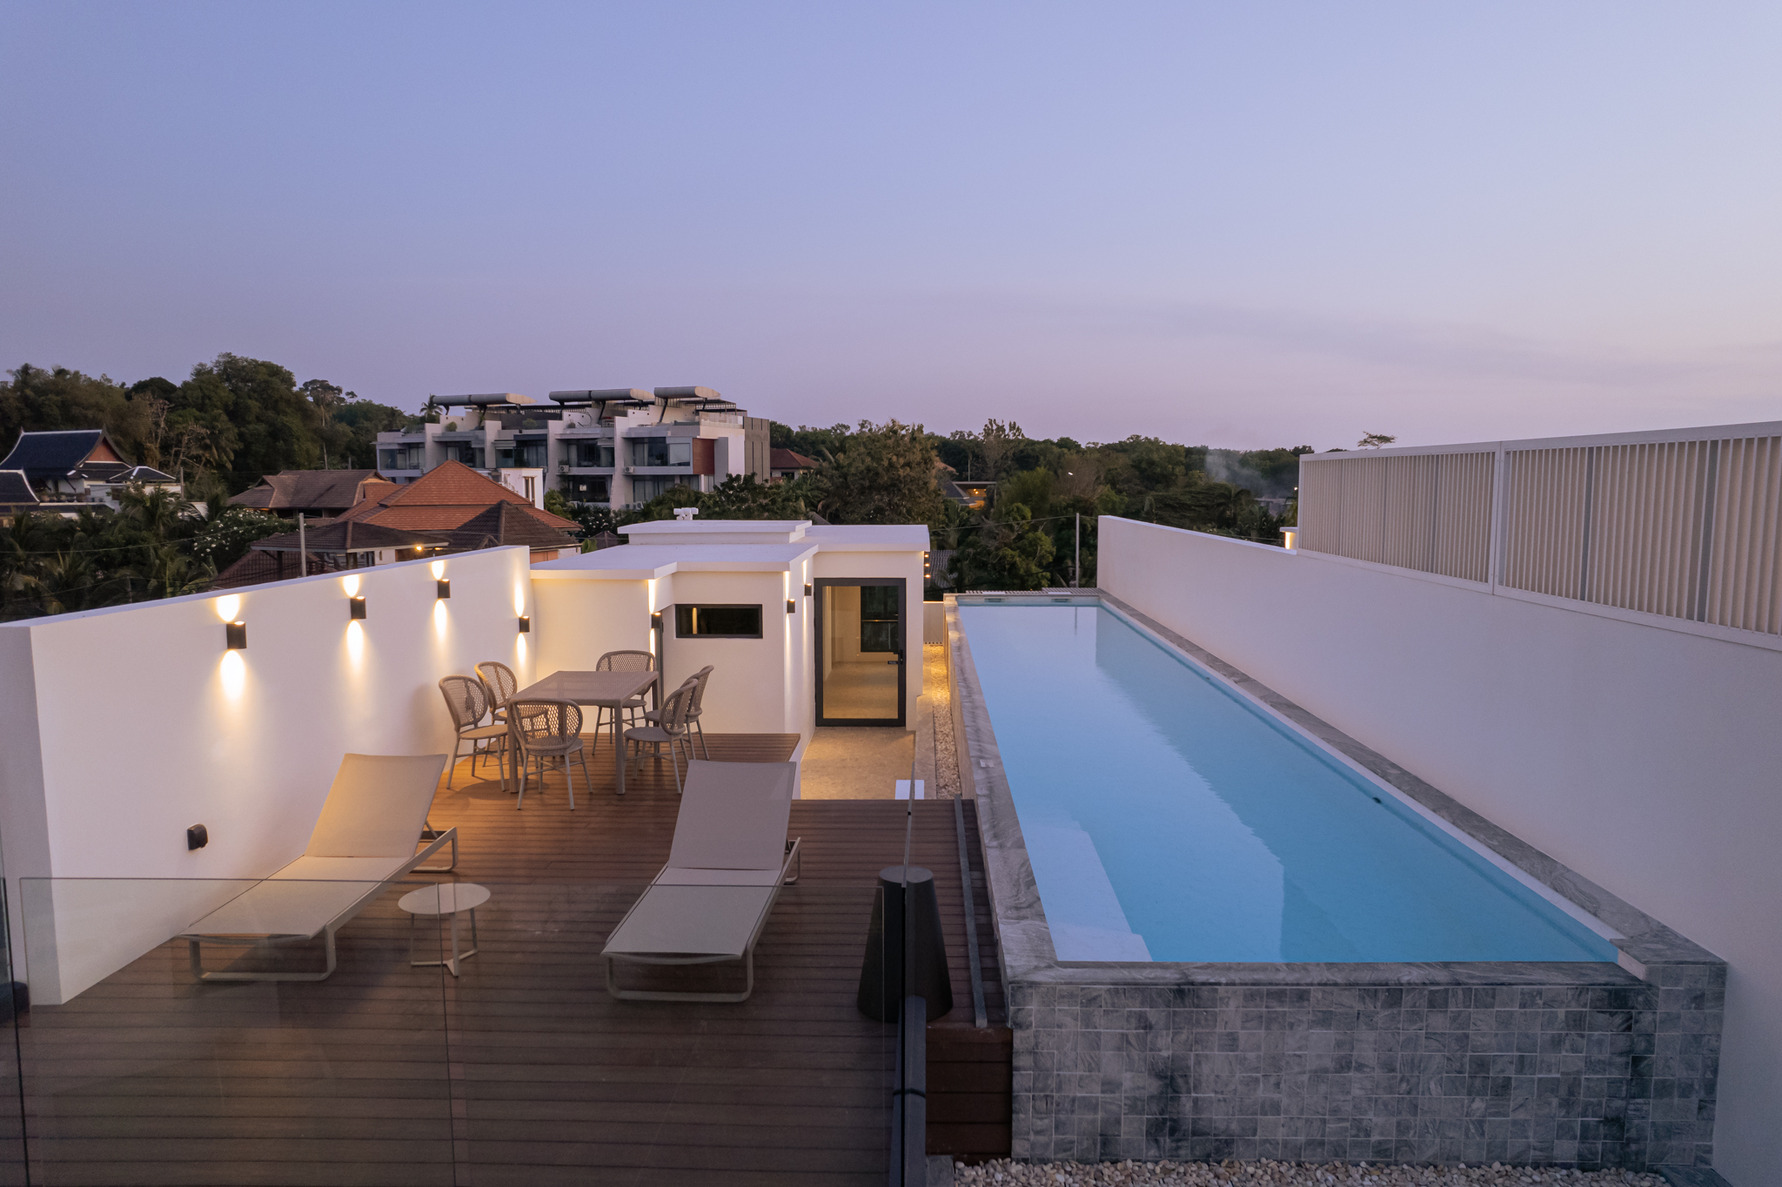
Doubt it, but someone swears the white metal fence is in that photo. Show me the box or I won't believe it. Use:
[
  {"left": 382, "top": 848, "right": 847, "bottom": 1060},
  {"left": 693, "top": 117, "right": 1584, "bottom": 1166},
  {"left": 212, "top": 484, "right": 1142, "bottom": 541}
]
[{"left": 1297, "top": 422, "right": 1782, "bottom": 639}]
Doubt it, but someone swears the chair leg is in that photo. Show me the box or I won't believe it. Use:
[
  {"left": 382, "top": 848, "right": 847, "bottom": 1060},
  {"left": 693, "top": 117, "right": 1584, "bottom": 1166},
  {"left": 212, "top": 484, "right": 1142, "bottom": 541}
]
[
  {"left": 515, "top": 748, "right": 527, "bottom": 810},
  {"left": 697, "top": 718, "right": 709, "bottom": 759},
  {"left": 447, "top": 736, "right": 463, "bottom": 789},
  {"left": 670, "top": 741, "right": 683, "bottom": 795},
  {"left": 572, "top": 750, "right": 590, "bottom": 810}
]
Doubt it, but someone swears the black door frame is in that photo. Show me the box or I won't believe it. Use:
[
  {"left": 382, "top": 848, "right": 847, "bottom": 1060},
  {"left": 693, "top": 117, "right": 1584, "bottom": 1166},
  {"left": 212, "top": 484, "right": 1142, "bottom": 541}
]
[{"left": 812, "top": 577, "right": 907, "bottom": 727}]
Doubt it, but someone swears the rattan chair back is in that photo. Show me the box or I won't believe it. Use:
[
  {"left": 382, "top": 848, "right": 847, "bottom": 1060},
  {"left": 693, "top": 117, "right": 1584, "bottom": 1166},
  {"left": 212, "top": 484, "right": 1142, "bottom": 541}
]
[
  {"left": 597, "top": 649, "right": 655, "bottom": 673},
  {"left": 439, "top": 675, "right": 492, "bottom": 731},
  {"left": 474, "top": 660, "right": 519, "bottom": 709},
  {"left": 658, "top": 682, "right": 695, "bottom": 732},
  {"left": 510, "top": 699, "right": 583, "bottom": 752},
  {"left": 685, "top": 665, "right": 714, "bottom": 717}
]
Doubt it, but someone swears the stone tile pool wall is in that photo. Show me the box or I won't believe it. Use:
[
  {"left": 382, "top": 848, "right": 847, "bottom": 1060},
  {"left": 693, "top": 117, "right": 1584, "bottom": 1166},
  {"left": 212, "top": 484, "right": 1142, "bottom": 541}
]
[{"left": 947, "top": 592, "right": 1725, "bottom": 1172}]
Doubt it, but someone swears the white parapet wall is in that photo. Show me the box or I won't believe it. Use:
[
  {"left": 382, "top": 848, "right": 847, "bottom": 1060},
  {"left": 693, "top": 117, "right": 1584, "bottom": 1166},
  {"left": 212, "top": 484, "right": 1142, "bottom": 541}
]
[
  {"left": 1098, "top": 515, "right": 1782, "bottom": 1184},
  {"left": 0, "top": 547, "right": 534, "bottom": 1002}
]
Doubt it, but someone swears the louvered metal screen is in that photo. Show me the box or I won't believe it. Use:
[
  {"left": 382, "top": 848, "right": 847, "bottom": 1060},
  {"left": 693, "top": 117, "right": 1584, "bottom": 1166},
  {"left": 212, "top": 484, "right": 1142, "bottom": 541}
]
[
  {"left": 1298, "top": 451, "right": 1494, "bottom": 583},
  {"left": 1296, "top": 425, "right": 1782, "bottom": 638}
]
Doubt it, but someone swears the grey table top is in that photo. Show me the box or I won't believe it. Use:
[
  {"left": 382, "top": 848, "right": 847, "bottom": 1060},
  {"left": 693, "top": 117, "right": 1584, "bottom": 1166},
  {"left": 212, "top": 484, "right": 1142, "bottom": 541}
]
[{"left": 513, "top": 669, "right": 657, "bottom": 707}]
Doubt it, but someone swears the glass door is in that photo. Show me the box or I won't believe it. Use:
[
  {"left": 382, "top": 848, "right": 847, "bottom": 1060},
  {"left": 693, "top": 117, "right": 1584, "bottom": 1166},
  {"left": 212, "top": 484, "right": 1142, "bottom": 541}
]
[{"left": 814, "top": 579, "right": 905, "bottom": 725}]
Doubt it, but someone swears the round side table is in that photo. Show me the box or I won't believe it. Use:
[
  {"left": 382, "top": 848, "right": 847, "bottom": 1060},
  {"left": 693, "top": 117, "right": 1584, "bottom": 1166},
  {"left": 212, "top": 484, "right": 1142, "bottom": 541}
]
[{"left": 398, "top": 882, "right": 490, "bottom": 976}]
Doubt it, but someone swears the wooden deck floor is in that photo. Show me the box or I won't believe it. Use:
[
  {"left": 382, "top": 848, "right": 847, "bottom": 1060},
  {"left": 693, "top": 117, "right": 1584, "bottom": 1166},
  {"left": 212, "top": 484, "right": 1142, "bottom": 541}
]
[{"left": 14, "top": 736, "right": 1004, "bottom": 1186}]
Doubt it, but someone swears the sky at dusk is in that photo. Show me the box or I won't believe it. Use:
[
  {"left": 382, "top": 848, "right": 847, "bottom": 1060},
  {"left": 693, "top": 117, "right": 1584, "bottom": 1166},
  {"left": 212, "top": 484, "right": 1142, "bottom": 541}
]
[{"left": 4, "top": 2, "right": 1780, "bottom": 450}]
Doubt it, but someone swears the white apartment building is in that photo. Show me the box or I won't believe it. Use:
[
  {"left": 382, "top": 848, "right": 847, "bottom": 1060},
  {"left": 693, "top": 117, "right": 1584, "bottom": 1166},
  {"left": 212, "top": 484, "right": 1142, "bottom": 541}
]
[{"left": 374, "top": 386, "right": 772, "bottom": 510}]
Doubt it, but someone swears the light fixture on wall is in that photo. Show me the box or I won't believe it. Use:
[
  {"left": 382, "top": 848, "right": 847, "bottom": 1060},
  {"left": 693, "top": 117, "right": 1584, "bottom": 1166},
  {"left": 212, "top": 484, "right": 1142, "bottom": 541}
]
[
  {"left": 349, "top": 595, "right": 367, "bottom": 620},
  {"left": 225, "top": 620, "right": 248, "bottom": 650},
  {"left": 517, "top": 614, "right": 531, "bottom": 633},
  {"left": 650, "top": 611, "right": 663, "bottom": 630},
  {"left": 804, "top": 583, "right": 813, "bottom": 597},
  {"left": 436, "top": 578, "right": 452, "bottom": 599},
  {"left": 786, "top": 599, "right": 796, "bottom": 614}
]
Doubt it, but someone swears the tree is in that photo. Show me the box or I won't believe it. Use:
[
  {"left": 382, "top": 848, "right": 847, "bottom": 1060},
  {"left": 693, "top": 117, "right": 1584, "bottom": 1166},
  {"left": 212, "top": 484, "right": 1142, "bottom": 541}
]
[
  {"left": 977, "top": 418, "right": 1024, "bottom": 481},
  {"left": 815, "top": 420, "right": 945, "bottom": 527},
  {"left": 1357, "top": 432, "right": 1396, "bottom": 449},
  {"left": 1, "top": 365, "right": 151, "bottom": 461},
  {"left": 175, "top": 354, "right": 327, "bottom": 490},
  {"left": 950, "top": 501, "right": 1054, "bottom": 591}
]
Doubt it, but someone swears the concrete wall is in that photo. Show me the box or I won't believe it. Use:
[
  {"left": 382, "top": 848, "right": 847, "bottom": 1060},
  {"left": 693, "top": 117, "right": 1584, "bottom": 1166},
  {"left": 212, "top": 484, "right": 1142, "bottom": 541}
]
[
  {"left": 530, "top": 560, "right": 818, "bottom": 741},
  {"left": 1098, "top": 516, "right": 1782, "bottom": 1185},
  {"left": 0, "top": 547, "right": 533, "bottom": 1000}
]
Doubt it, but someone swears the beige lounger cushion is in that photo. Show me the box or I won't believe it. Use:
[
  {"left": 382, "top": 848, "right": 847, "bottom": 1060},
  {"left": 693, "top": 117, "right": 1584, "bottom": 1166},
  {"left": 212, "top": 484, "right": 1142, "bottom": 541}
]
[
  {"left": 602, "top": 760, "right": 797, "bottom": 962},
  {"left": 603, "top": 885, "right": 777, "bottom": 960},
  {"left": 662, "top": 760, "right": 795, "bottom": 874},
  {"left": 305, "top": 754, "right": 445, "bottom": 858},
  {"left": 186, "top": 753, "right": 447, "bottom": 942}
]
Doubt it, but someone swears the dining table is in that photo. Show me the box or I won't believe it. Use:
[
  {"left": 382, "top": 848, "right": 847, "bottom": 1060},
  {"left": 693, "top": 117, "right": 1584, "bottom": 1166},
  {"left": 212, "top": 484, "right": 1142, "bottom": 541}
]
[{"left": 511, "top": 669, "right": 661, "bottom": 796}]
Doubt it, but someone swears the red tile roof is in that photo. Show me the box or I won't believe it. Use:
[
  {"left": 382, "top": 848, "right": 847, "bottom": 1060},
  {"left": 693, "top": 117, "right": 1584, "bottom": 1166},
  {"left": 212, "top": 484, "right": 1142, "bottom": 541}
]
[{"left": 337, "top": 460, "right": 578, "bottom": 542}]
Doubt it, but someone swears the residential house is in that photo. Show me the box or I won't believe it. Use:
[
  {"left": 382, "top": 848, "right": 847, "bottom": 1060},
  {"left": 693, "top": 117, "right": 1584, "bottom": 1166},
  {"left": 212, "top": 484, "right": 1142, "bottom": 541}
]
[
  {"left": 337, "top": 459, "right": 580, "bottom": 561},
  {"left": 373, "top": 387, "right": 772, "bottom": 511},
  {"left": 0, "top": 429, "right": 183, "bottom": 510},
  {"left": 211, "top": 519, "right": 452, "bottom": 589},
  {"left": 769, "top": 447, "right": 819, "bottom": 482},
  {"left": 230, "top": 469, "right": 398, "bottom": 519}
]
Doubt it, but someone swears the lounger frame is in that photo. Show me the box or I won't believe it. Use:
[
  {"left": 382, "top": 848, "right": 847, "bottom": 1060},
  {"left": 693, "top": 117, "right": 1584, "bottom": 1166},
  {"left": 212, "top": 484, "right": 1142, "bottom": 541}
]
[
  {"left": 184, "top": 828, "right": 458, "bottom": 983},
  {"left": 603, "top": 837, "right": 802, "bottom": 1002}
]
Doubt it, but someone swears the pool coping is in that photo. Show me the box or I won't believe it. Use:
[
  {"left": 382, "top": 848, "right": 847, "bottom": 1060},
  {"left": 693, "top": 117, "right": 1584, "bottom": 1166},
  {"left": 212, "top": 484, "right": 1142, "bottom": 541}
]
[{"left": 945, "top": 590, "right": 1723, "bottom": 990}]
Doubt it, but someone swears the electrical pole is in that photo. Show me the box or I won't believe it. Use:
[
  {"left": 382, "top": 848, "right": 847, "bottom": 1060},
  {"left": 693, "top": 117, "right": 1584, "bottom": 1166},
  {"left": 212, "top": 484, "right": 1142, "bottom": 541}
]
[
  {"left": 1074, "top": 513, "right": 1081, "bottom": 588},
  {"left": 299, "top": 512, "right": 309, "bottom": 578}
]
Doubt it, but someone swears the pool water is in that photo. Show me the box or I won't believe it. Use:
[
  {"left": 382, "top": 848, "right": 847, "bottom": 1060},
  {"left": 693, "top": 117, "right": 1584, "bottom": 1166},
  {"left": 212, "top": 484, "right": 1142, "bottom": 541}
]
[{"left": 958, "top": 602, "right": 1618, "bottom": 964}]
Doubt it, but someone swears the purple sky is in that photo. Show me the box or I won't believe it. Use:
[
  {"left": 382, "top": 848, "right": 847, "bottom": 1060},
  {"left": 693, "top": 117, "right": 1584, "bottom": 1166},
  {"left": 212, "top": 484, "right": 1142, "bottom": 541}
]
[{"left": 4, "top": 2, "right": 1780, "bottom": 450}]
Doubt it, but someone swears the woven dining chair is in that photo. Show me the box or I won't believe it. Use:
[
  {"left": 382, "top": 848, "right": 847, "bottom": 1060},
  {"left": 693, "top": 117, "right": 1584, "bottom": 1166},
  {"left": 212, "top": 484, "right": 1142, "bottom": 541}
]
[
  {"left": 438, "top": 676, "right": 508, "bottom": 791},
  {"left": 623, "top": 681, "right": 696, "bottom": 794},
  {"left": 646, "top": 665, "right": 713, "bottom": 759},
  {"left": 595, "top": 649, "right": 656, "bottom": 735},
  {"left": 474, "top": 660, "right": 520, "bottom": 721},
  {"left": 508, "top": 699, "right": 590, "bottom": 811}
]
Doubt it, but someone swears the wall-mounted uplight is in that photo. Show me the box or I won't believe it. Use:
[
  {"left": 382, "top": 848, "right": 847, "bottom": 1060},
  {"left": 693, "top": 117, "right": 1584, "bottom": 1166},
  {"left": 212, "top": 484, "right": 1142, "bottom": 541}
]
[
  {"left": 517, "top": 615, "right": 531, "bottom": 633},
  {"left": 786, "top": 599, "right": 796, "bottom": 615},
  {"left": 436, "top": 578, "right": 452, "bottom": 599},
  {"left": 225, "top": 621, "right": 248, "bottom": 650},
  {"left": 349, "top": 595, "right": 367, "bottom": 620},
  {"left": 804, "top": 583, "right": 813, "bottom": 597}
]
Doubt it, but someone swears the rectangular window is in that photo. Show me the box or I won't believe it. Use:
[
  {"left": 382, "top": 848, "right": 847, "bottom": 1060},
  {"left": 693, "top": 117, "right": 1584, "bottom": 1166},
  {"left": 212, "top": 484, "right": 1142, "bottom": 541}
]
[
  {"left": 574, "top": 441, "right": 615, "bottom": 468},
  {"left": 675, "top": 604, "right": 763, "bottom": 639},
  {"left": 628, "top": 437, "right": 693, "bottom": 467},
  {"left": 442, "top": 441, "right": 482, "bottom": 466},
  {"left": 565, "top": 476, "right": 610, "bottom": 502},
  {"left": 378, "top": 443, "right": 424, "bottom": 471},
  {"left": 860, "top": 585, "right": 901, "bottom": 652},
  {"left": 630, "top": 476, "right": 694, "bottom": 502}
]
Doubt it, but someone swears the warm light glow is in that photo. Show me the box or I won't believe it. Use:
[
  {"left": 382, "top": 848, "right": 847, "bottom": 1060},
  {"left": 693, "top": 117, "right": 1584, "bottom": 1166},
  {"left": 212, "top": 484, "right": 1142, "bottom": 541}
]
[
  {"left": 430, "top": 560, "right": 446, "bottom": 580},
  {"left": 219, "top": 650, "right": 246, "bottom": 699},
  {"left": 513, "top": 583, "right": 527, "bottom": 616},
  {"left": 345, "top": 619, "right": 365, "bottom": 664},
  {"left": 342, "top": 574, "right": 362, "bottom": 597},
  {"left": 433, "top": 600, "right": 448, "bottom": 635},
  {"left": 515, "top": 634, "right": 528, "bottom": 664},
  {"left": 214, "top": 594, "right": 240, "bottom": 622}
]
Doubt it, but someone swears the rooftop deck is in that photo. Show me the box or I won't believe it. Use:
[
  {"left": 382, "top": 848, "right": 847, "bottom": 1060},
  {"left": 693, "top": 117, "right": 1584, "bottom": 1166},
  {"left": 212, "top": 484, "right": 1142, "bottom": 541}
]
[{"left": 15, "top": 736, "right": 1004, "bottom": 1185}]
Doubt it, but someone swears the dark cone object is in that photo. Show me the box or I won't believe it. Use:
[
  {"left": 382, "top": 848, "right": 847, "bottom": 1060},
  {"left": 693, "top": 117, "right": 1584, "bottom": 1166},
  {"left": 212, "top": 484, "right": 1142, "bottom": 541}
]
[{"left": 857, "top": 865, "right": 953, "bottom": 1022}]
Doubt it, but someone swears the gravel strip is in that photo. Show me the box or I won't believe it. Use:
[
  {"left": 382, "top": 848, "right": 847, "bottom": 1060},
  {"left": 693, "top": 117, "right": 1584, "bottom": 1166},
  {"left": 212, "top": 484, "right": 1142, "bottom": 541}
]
[
  {"left": 924, "top": 642, "right": 961, "bottom": 798},
  {"left": 954, "top": 1160, "right": 1665, "bottom": 1186}
]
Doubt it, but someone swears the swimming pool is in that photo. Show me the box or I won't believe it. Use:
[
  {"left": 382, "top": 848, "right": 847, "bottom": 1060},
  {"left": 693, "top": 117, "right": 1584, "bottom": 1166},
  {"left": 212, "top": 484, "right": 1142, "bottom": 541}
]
[{"left": 957, "top": 600, "right": 1617, "bottom": 964}]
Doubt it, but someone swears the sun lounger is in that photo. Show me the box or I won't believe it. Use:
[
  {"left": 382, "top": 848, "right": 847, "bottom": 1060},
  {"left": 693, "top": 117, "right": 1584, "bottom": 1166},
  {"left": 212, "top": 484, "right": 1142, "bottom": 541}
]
[
  {"left": 181, "top": 753, "right": 455, "bottom": 981},
  {"left": 602, "top": 759, "right": 801, "bottom": 1001}
]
